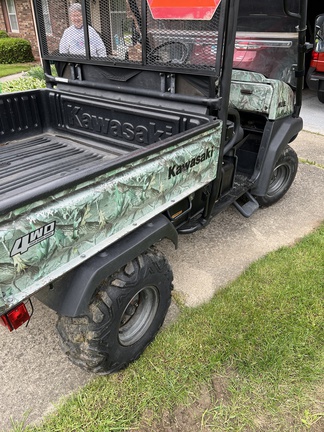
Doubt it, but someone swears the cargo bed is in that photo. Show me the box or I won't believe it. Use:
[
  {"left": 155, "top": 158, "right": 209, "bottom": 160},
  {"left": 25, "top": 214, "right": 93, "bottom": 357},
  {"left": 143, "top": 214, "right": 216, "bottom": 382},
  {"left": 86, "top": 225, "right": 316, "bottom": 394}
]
[
  {"left": 0, "top": 88, "right": 213, "bottom": 215},
  {"left": 0, "top": 133, "right": 131, "bottom": 215}
]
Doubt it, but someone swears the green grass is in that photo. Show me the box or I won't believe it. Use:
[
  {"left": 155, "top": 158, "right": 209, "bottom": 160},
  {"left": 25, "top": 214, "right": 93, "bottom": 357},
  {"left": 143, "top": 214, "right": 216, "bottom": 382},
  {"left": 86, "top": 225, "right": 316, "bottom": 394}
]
[
  {"left": 299, "top": 158, "right": 324, "bottom": 170},
  {"left": 0, "top": 63, "right": 37, "bottom": 78},
  {"left": 19, "top": 224, "right": 324, "bottom": 431}
]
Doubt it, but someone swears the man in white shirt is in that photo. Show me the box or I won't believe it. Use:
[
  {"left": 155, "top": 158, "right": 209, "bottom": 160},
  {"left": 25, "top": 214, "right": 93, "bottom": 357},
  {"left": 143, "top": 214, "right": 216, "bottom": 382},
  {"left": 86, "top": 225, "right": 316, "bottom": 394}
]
[{"left": 59, "top": 3, "right": 106, "bottom": 57}]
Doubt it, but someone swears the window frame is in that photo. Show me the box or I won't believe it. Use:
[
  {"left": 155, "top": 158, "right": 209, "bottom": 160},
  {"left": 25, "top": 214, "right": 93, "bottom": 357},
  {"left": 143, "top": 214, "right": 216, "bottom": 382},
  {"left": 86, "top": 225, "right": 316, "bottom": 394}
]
[
  {"left": 5, "top": 0, "right": 19, "bottom": 33},
  {"left": 41, "top": 0, "right": 52, "bottom": 36}
]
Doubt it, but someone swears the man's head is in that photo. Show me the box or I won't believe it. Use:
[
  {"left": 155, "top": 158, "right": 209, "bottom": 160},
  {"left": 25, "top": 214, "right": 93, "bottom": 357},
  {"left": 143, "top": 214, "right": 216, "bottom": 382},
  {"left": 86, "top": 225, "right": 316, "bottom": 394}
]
[{"left": 69, "top": 3, "right": 83, "bottom": 29}]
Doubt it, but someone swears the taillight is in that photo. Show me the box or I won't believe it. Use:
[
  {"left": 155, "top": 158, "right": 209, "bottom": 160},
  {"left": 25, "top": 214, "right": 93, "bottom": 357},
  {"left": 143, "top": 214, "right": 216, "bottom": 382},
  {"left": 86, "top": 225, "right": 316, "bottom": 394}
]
[
  {"left": 235, "top": 42, "right": 262, "bottom": 51},
  {"left": 0, "top": 315, "right": 12, "bottom": 331},
  {"left": 0, "top": 303, "right": 30, "bottom": 331},
  {"left": 235, "top": 39, "right": 292, "bottom": 51},
  {"left": 312, "top": 51, "right": 319, "bottom": 61}
]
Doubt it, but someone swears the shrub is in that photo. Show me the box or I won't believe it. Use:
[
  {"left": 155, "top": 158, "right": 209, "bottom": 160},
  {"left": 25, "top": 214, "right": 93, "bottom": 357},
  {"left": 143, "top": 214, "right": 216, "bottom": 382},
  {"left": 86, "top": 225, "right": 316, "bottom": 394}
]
[
  {"left": 0, "top": 38, "right": 34, "bottom": 64},
  {"left": 0, "top": 77, "right": 46, "bottom": 93},
  {"left": 26, "top": 65, "right": 45, "bottom": 80},
  {"left": 27, "top": 64, "right": 57, "bottom": 80},
  {"left": 0, "top": 30, "right": 8, "bottom": 38}
]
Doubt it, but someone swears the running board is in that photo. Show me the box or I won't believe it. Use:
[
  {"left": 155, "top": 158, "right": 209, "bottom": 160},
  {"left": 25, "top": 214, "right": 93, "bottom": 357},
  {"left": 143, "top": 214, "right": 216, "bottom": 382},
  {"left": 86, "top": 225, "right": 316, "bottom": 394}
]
[{"left": 233, "top": 192, "right": 259, "bottom": 218}]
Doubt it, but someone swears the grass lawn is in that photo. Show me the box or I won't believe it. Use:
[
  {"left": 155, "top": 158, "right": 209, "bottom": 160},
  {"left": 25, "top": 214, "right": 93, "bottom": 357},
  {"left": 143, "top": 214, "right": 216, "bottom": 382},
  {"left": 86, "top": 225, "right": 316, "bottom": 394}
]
[
  {"left": 0, "top": 63, "right": 38, "bottom": 78},
  {"left": 12, "top": 223, "right": 324, "bottom": 432}
]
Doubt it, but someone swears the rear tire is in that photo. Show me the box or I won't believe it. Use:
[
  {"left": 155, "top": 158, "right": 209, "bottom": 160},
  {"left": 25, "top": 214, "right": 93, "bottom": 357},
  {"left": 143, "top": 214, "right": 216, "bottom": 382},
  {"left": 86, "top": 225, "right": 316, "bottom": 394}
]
[
  {"left": 256, "top": 145, "right": 298, "bottom": 207},
  {"left": 56, "top": 248, "right": 173, "bottom": 374},
  {"left": 318, "top": 91, "right": 324, "bottom": 104}
]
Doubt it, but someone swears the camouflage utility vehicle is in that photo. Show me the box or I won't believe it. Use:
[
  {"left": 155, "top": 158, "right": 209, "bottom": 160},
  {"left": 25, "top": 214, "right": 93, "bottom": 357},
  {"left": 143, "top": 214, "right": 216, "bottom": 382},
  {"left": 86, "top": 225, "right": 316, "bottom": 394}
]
[{"left": 0, "top": 0, "right": 309, "bottom": 374}]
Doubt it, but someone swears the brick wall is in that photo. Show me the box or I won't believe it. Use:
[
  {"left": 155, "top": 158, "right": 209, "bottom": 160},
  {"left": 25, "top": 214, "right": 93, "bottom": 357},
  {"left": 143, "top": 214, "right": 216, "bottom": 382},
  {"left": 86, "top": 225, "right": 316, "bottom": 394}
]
[
  {"left": 1, "top": 0, "right": 40, "bottom": 60},
  {"left": 0, "top": 4, "right": 5, "bottom": 29}
]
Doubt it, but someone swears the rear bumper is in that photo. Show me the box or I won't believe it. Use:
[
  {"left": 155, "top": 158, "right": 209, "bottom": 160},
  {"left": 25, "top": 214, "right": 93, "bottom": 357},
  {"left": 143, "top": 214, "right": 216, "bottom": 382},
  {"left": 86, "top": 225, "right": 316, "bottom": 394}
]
[{"left": 306, "top": 67, "right": 324, "bottom": 91}]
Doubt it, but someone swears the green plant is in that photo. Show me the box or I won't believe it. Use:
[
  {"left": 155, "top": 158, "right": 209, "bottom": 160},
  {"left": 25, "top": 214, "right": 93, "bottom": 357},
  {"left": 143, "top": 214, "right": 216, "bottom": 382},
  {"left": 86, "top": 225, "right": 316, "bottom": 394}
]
[
  {"left": 26, "top": 65, "right": 45, "bottom": 80},
  {"left": 9, "top": 411, "right": 31, "bottom": 432},
  {"left": 26, "top": 64, "right": 57, "bottom": 80},
  {"left": 1, "top": 77, "right": 46, "bottom": 93},
  {"left": 301, "top": 409, "right": 324, "bottom": 429},
  {"left": 0, "top": 38, "right": 34, "bottom": 64},
  {"left": 0, "top": 30, "right": 8, "bottom": 38}
]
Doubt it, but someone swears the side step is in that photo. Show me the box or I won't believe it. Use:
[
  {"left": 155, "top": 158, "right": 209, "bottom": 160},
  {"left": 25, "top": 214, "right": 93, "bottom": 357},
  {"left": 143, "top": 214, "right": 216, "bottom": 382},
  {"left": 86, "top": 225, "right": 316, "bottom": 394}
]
[{"left": 233, "top": 191, "right": 259, "bottom": 218}]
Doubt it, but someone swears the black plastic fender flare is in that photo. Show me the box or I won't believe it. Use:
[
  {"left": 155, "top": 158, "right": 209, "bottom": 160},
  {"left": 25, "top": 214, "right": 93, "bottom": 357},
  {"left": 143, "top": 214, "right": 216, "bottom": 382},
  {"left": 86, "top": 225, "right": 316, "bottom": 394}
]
[
  {"left": 35, "top": 215, "right": 177, "bottom": 317},
  {"left": 251, "top": 115, "right": 303, "bottom": 197}
]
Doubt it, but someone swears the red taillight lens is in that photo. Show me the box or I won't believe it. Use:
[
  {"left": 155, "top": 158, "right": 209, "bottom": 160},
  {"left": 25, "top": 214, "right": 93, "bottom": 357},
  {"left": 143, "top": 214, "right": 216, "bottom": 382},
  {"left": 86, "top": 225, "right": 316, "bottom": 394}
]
[
  {"left": 0, "top": 303, "right": 30, "bottom": 331},
  {"left": 0, "top": 315, "right": 12, "bottom": 331},
  {"left": 312, "top": 51, "right": 319, "bottom": 61}
]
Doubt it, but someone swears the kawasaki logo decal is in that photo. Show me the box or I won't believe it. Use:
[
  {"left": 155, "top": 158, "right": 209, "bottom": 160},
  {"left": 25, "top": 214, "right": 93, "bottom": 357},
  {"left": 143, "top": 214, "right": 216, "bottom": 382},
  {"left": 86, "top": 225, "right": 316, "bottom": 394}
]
[
  {"left": 168, "top": 148, "right": 214, "bottom": 179},
  {"left": 10, "top": 222, "right": 56, "bottom": 257},
  {"left": 66, "top": 104, "right": 174, "bottom": 144}
]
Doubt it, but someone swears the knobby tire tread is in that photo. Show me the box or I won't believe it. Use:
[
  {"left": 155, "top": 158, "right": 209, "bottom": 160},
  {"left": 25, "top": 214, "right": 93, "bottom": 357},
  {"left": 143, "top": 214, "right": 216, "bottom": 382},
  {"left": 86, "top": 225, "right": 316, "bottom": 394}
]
[{"left": 56, "top": 248, "right": 173, "bottom": 374}]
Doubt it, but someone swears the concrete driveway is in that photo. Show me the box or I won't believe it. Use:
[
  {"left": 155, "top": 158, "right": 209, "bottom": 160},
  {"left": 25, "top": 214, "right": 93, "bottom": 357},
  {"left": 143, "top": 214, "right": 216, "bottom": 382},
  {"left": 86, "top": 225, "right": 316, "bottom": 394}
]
[
  {"left": 0, "top": 94, "right": 323, "bottom": 431},
  {"left": 301, "top": 89, "right": 324, "bottom": 134}
]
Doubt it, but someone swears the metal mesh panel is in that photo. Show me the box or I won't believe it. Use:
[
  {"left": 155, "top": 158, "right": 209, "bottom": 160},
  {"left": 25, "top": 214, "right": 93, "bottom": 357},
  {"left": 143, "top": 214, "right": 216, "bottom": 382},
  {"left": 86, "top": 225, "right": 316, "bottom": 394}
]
[
  {"left": 145, "top": 7, "right": 220, "bottom": 70},
  {"left": 36, "top": 0, "right": 221, "bottom": 71},
  {"left": 36, "top": 0, "right": 109, "bottom": 59},
  {"left": 36, "top": 0, "right": 69, "bottom": 56}
]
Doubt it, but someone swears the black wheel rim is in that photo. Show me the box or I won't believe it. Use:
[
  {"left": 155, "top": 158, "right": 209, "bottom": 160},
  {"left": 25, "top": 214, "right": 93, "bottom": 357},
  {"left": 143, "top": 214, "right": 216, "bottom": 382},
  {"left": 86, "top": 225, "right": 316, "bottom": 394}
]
[
  {"left": 267, "top": 163, "right": 290, "bottom": 197},
  {"left": 118, "top": 286, "right": 159, "bottom": 346}
]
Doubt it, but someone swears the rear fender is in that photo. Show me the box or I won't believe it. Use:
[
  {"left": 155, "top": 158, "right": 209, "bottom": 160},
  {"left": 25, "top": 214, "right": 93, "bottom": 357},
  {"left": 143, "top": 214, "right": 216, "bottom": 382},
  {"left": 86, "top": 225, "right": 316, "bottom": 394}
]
[
  {"left": 35, "top": 215, "right": 177, "bottom": 317},
  {"left": 251, "top": 116, "right": 302, "bottom": 196}
]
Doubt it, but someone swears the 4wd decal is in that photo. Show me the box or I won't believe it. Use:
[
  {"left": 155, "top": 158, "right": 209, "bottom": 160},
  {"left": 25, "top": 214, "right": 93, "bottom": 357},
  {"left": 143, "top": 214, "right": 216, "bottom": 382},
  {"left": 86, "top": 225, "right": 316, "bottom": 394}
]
[
  {"left": 168, "top": 147, "right": 214, "bottom": 179},
  {"left": 10, "top": 222, "right": 56, "bottom": 257}
]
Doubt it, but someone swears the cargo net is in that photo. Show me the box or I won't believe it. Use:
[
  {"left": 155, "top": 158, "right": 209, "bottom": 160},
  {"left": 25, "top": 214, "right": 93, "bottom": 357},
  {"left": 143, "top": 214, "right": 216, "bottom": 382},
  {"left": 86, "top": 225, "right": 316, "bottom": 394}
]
[{"left": 37, "top": 0, "right": 221, "bottom": 71}]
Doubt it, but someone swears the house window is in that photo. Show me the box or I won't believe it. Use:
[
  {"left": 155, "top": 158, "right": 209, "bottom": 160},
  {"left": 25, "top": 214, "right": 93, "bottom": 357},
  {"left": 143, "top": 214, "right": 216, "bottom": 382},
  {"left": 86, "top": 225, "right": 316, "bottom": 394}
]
[
  {"left": 5, "top": 0, "right": 19, "bottom": 32},
  {"left": 41, "top": 0, "right": 52, "bottom": 35}
]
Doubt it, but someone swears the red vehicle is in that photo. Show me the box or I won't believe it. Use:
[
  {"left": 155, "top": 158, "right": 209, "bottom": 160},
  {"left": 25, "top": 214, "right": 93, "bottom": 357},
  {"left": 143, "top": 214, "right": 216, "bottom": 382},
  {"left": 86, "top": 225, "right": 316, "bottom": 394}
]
[
  {"left": 234, "top": 1, "right": 323, "bottom": 90},
  {"left": 233, "top": 10, "right": 300, "bottom": 87},
  {"left": 307, "top": 14, "right": 324, "bottom": 103}
]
